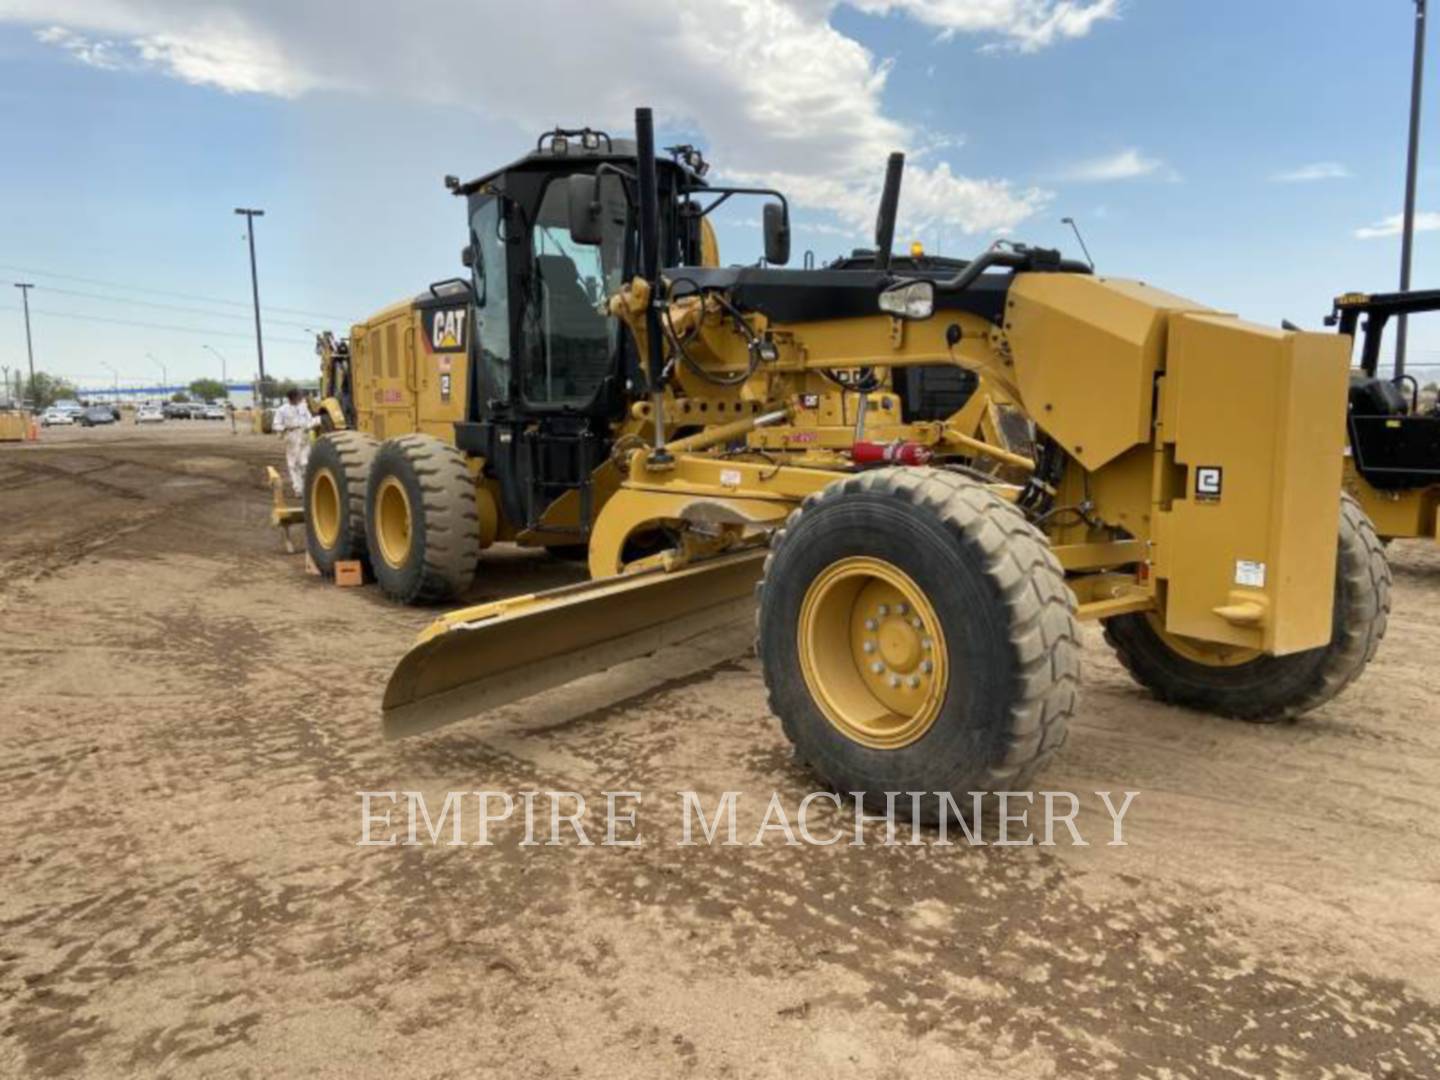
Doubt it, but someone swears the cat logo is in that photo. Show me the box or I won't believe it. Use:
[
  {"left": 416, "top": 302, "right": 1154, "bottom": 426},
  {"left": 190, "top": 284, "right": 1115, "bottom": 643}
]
[{"left": 426, "top": 306, "right": 467, "bottom": 353}]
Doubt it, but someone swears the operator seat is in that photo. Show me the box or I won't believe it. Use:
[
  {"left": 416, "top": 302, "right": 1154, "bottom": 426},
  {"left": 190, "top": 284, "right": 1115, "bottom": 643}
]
[
  {"left": 533, "top": 253, "right": 609, "bottom": 399},
  {"left": 1348, "top": 372, "right": 1409, "bottom": 417}
]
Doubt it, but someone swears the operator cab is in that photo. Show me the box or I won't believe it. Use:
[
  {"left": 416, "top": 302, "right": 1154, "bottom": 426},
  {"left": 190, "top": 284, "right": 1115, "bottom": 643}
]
[
  {"left": 1329, "top": 289, "right": 1440, "bottom": 490},
  {"left": 444, "top": 128, "right": 711, "bottom": 538}
]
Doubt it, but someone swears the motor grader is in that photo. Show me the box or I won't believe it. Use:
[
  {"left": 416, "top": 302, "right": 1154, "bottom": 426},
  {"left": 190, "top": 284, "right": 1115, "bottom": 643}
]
[
  {"left": 301, "top": 125, "right": 715, "bottom": 602},
  {"left": 373, "top": 108, "right": 1388, "bottom": 817},
  {"left": 1328, "top": 289, "right": 1440, "bottom": 543},
  {"left": 298, "top": 125, "right": 1007, "bottom": 603}
]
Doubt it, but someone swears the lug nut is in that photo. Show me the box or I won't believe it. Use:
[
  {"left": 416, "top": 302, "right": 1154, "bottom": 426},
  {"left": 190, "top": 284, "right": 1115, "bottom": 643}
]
[
  {"left": 921, "top": 638, "right": 933, "bottom": 651},
  {"left": 876, "top": 604, "right": 889, "bottom": 617},
  {"left": 907, "top": 675, "right": 920, "bottom": 688},
  {"left": 921, "top": 659, "right": 933, "bottom": 674},
  {"left": 870, "top": 661, "right": 885, "bottom": 674},
  {"left": 864, "top": 618, "right": 878, "bottom": 631},
  {"left": 862, "top": 641, "right": 877, "bottom": 654},
  {"left": 889, "top": 675, "right": 901, "bottom": 688},
  {"left": 911, "top": 617, "right": 922, "bottom": 630},
  {"left": 895, "top": 602, "right": 908, "bottom": 616}
]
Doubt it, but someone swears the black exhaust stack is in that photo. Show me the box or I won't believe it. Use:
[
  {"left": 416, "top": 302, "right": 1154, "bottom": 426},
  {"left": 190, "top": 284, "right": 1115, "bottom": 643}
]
[
  {"left": 634, "top": 107, "right": 672, "bottom": 465},
  {"left": 873, "top": 152, "right": 905, "bottom": 273},
  {"left": 636, "top": 107, "right": 661, "bottom": 289}
]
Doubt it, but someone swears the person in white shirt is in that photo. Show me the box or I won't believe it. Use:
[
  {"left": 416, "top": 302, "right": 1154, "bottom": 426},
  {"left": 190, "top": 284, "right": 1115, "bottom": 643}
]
[{"left": 273, "top": 389, "right": 321, "bottom": 497}]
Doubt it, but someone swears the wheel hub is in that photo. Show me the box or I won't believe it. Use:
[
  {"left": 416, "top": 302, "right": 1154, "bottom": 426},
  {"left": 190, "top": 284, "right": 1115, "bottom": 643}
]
[
  {"left": 797, "top": 557, "right": 948, "bottom": 750},
  {"left": 311, "top": 468, "right": 341, "bottom": 549},
  {"left": 376, "top": 476, "right": 413, "bottom": 570}
]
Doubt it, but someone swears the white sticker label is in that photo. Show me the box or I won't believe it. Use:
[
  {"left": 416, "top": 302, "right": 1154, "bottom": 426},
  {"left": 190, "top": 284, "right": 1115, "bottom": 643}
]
[
  {"left": 1196, "top": 466, "right": 1223, "bottom": 500},
  {"left": 1235, "top": 559, "right": 1266, "bottom": 588},
  {"left": 719, "top": 468, "right": 742, "bottom": 488}
]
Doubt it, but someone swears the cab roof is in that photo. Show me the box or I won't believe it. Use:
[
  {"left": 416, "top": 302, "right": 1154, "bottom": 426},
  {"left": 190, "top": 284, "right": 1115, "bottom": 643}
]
[{"left": 454, "top": 137, "right": 700, "bottom": 195}]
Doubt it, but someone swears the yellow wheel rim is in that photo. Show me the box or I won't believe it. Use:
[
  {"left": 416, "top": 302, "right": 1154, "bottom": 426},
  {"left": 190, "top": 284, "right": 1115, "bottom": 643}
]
[
  {"left": 310, "top": 468, "right": 341, "bottom": 550},
  {"left": 1144, "top": 613, "right": 1261, "bottom": 667},
  {"left": 376, "top": 476, "right": 413, "bottom": 570},
  {"left": 797, "top": 556, "right": 948, "bottom": 750}
]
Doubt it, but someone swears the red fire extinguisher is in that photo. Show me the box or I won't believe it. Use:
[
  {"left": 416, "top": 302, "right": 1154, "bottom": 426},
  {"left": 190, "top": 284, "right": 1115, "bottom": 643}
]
[{"left": 851, "top": 440, "right": 933, "bottom": 466}]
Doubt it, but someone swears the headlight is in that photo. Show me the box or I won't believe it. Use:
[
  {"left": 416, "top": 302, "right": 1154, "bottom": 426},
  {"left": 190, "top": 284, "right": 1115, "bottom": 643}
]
[{"left": 878, "top": 280, "right": 935, "bottom": 320}]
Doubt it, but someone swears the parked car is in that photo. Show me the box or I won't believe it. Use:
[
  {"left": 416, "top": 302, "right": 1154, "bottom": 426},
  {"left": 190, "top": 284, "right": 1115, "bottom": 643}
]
[
  {"left": 41, "top": 408, "right": 74, "bottom": 427},
  {"left": 135, "top": 405, "right": 164, "bottom": 424},
  {"left": 201, "top": 403, "right": 226, "bottom": 420},
  {"left": 162, "top": 402, "right": 192, "bottom": 419},
  {"left": 77, "top": 405, "right": 117, "bottom": 427}
]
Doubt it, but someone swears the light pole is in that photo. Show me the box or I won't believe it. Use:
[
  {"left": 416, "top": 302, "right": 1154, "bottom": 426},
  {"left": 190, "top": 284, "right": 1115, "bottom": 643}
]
[
  {"left": 1060, "top": 217, "right": 1095, "bottom": 269},
  {"left": 1397, "top": 0, "right": 1428, "bottom": 377},
  {"left": 203, "top": 344, "right": 228, "bottom": 387},
  {"left": 100, "top": 361, "right": 119, "bottom": 403},
  {"left": 14, "top": 282, "right": 35, "bottom": 407},
  {"left": 234, "top": 208, "right": 267, "bottom": 396},
  {"left": 147, "top": 352, "right": 166, "bottom": 397}
]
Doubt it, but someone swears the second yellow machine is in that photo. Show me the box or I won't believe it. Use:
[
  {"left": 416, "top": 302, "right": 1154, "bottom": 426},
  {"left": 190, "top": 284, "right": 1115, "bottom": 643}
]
[{"left": 365, "top": 108, "right": 1390, "bottom": 817}]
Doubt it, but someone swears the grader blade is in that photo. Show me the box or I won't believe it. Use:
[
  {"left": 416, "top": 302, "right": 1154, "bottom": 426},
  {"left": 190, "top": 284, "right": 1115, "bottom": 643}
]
[{"left": 382, "top": 548, "right": 766, "bottom": 739}]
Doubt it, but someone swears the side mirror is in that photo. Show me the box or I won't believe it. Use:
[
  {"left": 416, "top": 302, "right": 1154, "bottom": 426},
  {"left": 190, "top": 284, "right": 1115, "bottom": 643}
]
[
  {"left": 763, "top": 201, "right": 790, "bottom": 266},
  {"left": 460, "top": 243, "right": 475, "bottom": 268},
  {"left": 567, "top": 174, "right": 602, "bottom": 245}
]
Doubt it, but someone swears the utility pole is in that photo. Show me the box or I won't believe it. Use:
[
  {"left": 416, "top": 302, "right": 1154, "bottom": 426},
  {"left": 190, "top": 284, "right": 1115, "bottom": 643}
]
[
  {"left": 101, "top": 361, "right": 119, "bottom": 403},
  {"left": 234, "top": 208, "right": 267, "bottom": 398},
  {"left": 1398, "top": 0, "right": 1428, "bottom": 377},
  {"left": 14, "top": 282, "right": 35, "bottom": 407}
]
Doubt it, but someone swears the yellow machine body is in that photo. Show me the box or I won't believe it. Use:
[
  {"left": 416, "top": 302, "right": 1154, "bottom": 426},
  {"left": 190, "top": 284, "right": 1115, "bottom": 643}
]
[
  {"left": 384, "top": 269, "right": 1356, "bottom": 732},
  {"left": 1345, "top": 464, "right": 1439, "bottom": 541},
  {"left": 348, "top": 299, "right": 468, "bottom": 445}
]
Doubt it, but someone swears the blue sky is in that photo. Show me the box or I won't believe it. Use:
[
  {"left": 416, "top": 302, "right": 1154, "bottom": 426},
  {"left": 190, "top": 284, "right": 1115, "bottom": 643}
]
[{"left": 1, "top": 0, "right": 1438, "bottom": 391}]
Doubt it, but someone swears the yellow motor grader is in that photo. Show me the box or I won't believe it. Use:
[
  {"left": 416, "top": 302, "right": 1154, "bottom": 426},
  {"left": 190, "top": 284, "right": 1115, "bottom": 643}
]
[
  {"left": 300, "top": 125, "right": 716, "bottom": 602},
  {"left": 372, "top": 109, "right": 1388, "bottom": 814},
  {"left": 1327, "top": 289, "right": 1440, "bottom": 543},
  {"left": 299, "top": 125, "right": 1021, "bottom": 604}
]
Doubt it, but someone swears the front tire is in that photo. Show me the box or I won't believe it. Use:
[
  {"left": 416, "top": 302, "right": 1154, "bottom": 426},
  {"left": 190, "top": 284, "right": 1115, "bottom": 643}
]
[
  {"left": 304, "top": 431, "right": 378, "bottom": 575},
  {"left": 364, "top": 434, "right": 480, "bottom": 604},
  {"left": 757, "top": 468, "right": 1080, "bottom": 821},
  {"left": 1103, "top": 493, "right": 1390, "bottom": 721}
]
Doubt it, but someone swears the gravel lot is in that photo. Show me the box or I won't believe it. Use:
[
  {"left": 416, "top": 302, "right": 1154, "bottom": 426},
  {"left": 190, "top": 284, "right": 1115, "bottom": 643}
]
[{"left": 2, "top": 422, "right": 1438, "bottom": 1078}]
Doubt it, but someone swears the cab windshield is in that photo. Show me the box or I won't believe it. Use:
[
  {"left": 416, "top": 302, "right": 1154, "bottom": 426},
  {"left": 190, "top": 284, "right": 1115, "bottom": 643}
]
[{"left": 518, "top": 175, "right": 627, "bottom": 407}]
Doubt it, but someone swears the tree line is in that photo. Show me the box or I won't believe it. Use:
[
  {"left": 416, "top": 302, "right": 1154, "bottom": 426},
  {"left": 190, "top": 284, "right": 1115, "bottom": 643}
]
[{"left": 0, "top": 371, "right": 290, "bottom": 410}]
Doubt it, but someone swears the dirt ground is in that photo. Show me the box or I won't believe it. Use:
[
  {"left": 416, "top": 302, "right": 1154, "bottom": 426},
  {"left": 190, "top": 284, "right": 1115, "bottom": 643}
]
[{"left": 2, "top": 423, "right": 1438, "bottom": 1079}]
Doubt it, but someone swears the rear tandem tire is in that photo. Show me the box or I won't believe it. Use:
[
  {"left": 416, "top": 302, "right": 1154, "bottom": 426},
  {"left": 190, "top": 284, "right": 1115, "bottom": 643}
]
[
  {"left": 304, "top": 431, "right": 378, "bottom": 576},
  {"left": 756, "top": 467, "right": 1081, "bottom": 823},
  {"left": 364, "top": 434, "right": 480, "bottom": 604},
  {"left": 1102, "top": 493, "right": 1390, "bottom": 721}
]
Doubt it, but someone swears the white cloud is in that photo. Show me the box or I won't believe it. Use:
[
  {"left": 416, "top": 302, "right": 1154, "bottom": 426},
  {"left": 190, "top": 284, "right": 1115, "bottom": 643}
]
[
  {"left": 1354, "top": 212, "right": 1440, "bottom": 240},
  {"left": 1058, "top": 148, "right": 1164, "bottom": 182},
  {"left": 6, "top": 0, "right": 1118, "bottom": 237},
  {"left": 851, "top": 0, "right": 1120, "bottom": 52},
  {"left": 1270, "top": 161, "right": 1351, "bottom": 183},
  {"left": 34, "top": 25, "right": 126, "bottom": 70}
]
